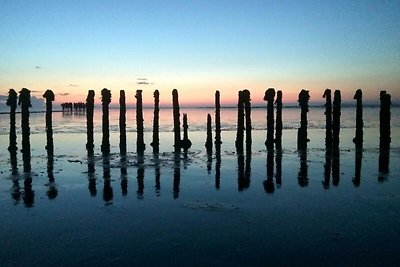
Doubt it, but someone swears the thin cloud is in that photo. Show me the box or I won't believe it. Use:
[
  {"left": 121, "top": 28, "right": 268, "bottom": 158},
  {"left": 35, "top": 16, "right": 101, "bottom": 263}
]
[
  {"left": 58, "top": 93, "right": 70, "bottom": 96},
  {"left": 69, "top": 84, "right": 79, "bottom": 87},
  {"left": 35, "top": 66, "right": 41, "bottom": 69},
  {"left": 136, "top": 78, "right": 154, "bottom": 85}
]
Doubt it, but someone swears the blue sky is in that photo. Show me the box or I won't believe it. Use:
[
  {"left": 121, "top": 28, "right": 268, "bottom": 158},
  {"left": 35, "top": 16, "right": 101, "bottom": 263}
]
[{"left": 0, "top": 0, "right": 399, "bottom": 105}]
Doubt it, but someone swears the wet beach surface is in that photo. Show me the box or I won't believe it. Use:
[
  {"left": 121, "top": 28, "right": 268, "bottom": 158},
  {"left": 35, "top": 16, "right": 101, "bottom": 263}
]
[{"left": 0, "top": 108, "right": 400, "bottom": 266}]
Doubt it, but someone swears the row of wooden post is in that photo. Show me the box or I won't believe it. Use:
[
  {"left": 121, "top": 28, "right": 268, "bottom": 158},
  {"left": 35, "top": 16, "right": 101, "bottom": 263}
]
[{"left": 6, "top": 87, "right": 392, "bottom": 175}]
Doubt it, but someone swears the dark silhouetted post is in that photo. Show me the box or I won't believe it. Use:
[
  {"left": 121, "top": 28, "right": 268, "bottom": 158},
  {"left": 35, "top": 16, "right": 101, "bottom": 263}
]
[
  {"left": 181, "top": 113, "right": 192, "bottom": 150},
  {"left": 136, "top": 90, "right": 146, "bottom": 154},
  {"left": 264, "top": 88, "right": 275, "bottom": 150},
  {"left": 205, "top": 114, "right": 213, "bottom": 153},
  {"left": 119, "top": 90, "right": 127, "bottom": 155},
  {"left": 243, "top": 90, "right": 252, "bottom": 150},
  {"left": 353, "top": 89, "right": 363, "bottom": 147},
  {"left": 19, "top": 88, "right": 31, "bottom": 172},
  {"left": 7, "top": 89, "right": 18, "bottom": 153},
  {"left": 215, "top": 90, "right": 222, "bottom": 189},
  {"left": 353, "top": 89, "right": 363, "bottom": 187},
  {"left": 297, "top": 89, "right": 310, "bottom": 151},
  {"left": 43, "top": 89, "right": 55, "bottom": 155},
  {"left": 275, "top": 90, "right": 283, "bottom": 149},
  {"left": 332, "top": 90, "right": 341, "bottom": 149},
  {"left": 150, "top": 90, "right": 160, "bottom": 153},
  {"left": 205, "top": 114, "right": 213, "bottom": 173},
  {"left": 86, "top": 90, "right": 95, "bottom": 154},
  {"left": 379, "top": 91, "right": 391, "bottom": 177},
  {"left": 101, "top": 89, "right": 111, "bottom": 155},
  {"left": 235, "top": 91, "right": 244, "bottom": 154},
  {"left": 215, "top": 90, "right": 222, "bottom": 146},
  {"left": 172, "top": 89, "right": 181, "bottom": 152},
  {"left": 323, "top": 89, "right": 332, "bottom": 149}
]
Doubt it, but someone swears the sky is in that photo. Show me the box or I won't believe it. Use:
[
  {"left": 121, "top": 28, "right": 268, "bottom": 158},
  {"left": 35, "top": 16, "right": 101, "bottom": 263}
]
[{"left": 0, "top": 0, "right": 399, "bottom": 107}]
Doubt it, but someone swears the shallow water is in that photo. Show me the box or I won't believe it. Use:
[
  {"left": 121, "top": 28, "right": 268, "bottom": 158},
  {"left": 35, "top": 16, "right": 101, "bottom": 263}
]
[{"left": 0, "top": 107, "right": 399, "bottom": 266}]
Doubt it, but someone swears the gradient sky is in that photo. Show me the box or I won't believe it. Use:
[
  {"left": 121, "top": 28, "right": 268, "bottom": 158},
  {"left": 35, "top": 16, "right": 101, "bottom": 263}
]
[{"left": 0, "top": 0, "right": 399, "bottom": 106}]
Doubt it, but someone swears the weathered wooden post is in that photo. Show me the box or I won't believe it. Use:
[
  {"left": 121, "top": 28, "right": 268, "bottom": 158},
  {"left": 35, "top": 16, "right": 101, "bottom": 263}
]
[
  {"left": 353, "top": 89, "right": 363, "bottom": 147},
  {"left": 332, "top": 90, "right": 341, "bottom": 149},
  {"left": 18, "top": 88, "right": 31, "bottom": 172},
  {"left": 119, "top": 90, "right": 127, "bottom": 155},
  {"left": 297, "top": 89, "right": 310, "bottom": 151},
  {"left": 172, "top": 89, "right": 181, "bottom": 152},
  {"left": 243, "top": 89, "right": 252, "bottom": 150},
  {"left": 205, "top": 114, "right": 213, "bottom": 153},
  {"left": 7, "top": 89, "right": 18, "bottom": 153},
  {"left": 353, "top": 89, "right": 363, "bottom": 187},
  {"left": 235, "top": 91, "right": 244, "bottom": 154},
  {"left": 275, "top": 90, "right": 283, "bottom": 149},
  {"left": 150, "top": 90, "right": 160, "bottom": 153},
  {"left": 379, "top": 91, "right": 391, "bottom": 176},
  {"left": 101, "top": 89, "right": 111, "bottom": 155},
  {"left": 86, "top": 90, "right": 95, "bottom": 154},
  {"left": 323, "top": 89, "right": 332, "bottom": 149},
  {"left": 43, "top": 89, "right": 55, "bottom": 155},
  {"left": 264, "top": 88, "right": 275, "bottom": 150},
  {"left": 136, "top": 90, "right": 146, "bottom": 154},
  {"left": 181, "top": 113, "right": 192, "bottom": 150},
  {"left": 215, "top": 90, "right": 222, "bottom": 146}
]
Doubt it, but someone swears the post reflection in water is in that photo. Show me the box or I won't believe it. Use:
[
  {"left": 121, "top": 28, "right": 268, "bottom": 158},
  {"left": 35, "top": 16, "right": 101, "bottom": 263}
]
[
  {"left": 264, "top": 149, "right": 275, "bottom": 194},
  {"left": 332, "top": 148, "right": 340, "bottom": 186},
  {"left": 237, "top": 148, "right": 251, "bottom": 191},
  {"left": 103, "top": 155, "right": 113, "bottom": 203},
  {"left": 323, "top": 148, "right": 331, "bottom": 189},
  {"left": 87, "top": 152, "right": 96, "bottom": 197},
  {"left": 298, "top": 149, "right": 308, "bottom": 187},
  {"left": 353, "top": 148, "right": 362, "bottom": 187},
  {"left": 23, "top": 174, "right": 34, "bottom": 208},
  {"left": 173, "top": 152, "right": 181, "bottom": 199},
  {"left": 137, "top": 158, "right": 145, "bottom": 199},
  {"left": 154, "top": 153, "right": 161, "bottom": 197},
  {"left": 10, "top": 150, "right": 21, "bottom": 203},
  {"left": 46, "top": 153, "right": 57, "bottom": 199},
  {"left": 215, "top": 143, "right": 221, "bottom": 190},
  {"left": 120, "top": 153, "right": 128, "bottom": 196},
  {"left": 378, "top": 148, "right": 390, "bottom": 182},
  {"left": 275, "top": 148, "right": 282, "bottom": 187}
]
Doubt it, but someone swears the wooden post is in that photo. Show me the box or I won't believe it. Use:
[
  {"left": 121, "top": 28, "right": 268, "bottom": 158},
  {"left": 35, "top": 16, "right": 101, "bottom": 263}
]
[
  {"left": 275, "top": 90, "right": 283, "bottom": 150},
  {"left": 119, "top": 90, "right": 127, "bottom": 155},
  {"left": 150, "top": 90, "right": 160, "bottom": 153},
  {"left": 43, "top": 89, "right": 55, "bottom": 155},
  {"left": 332, "top": 90, "right": 341, "bottom": 149},
  {"left": 181, "top": 113, "right": 192, "bottom": 150},
  {"left": 264, "top": 88, "right": 275, "bottom": 150},
  {"left": 323, "top": 89, "right": 332, "bottom": 149},
  {"left": 379, "top": 91, "right": 391, "bottom": 176},
  {"left": 18, "top": 88, "right": 31, "bottom": 172},
  {"left": 205, "top": 114, "right": 213, "bottom": 152},
  {"left": 297, "top": 89, "right": 310, "bottom": 151},
  {"left": 353, "top": 89, "right": 363, "bottom": 187},
  {"left": 86, "top": 90, "right": 95, "bottom": 154},
  {"left": 7, "top": 89, "right": 18, "bottom": 153},
  {"left": 235, "top": 91, "right": 244, "bottom": 154},
  {"left": 215, "top": 90, "right": 222, "bottom": 145},
  {"left": 172, "top": 89, "right": 181, "bottom": 152},
  {"left": 136, "top": 90, "right": 146, "bottom": 154},
  {"left": 101, "top": 89, "right": 111, "bottom": 155},
  {"left": 243, "top": 89, "right": 252, "bottom": 150}
]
